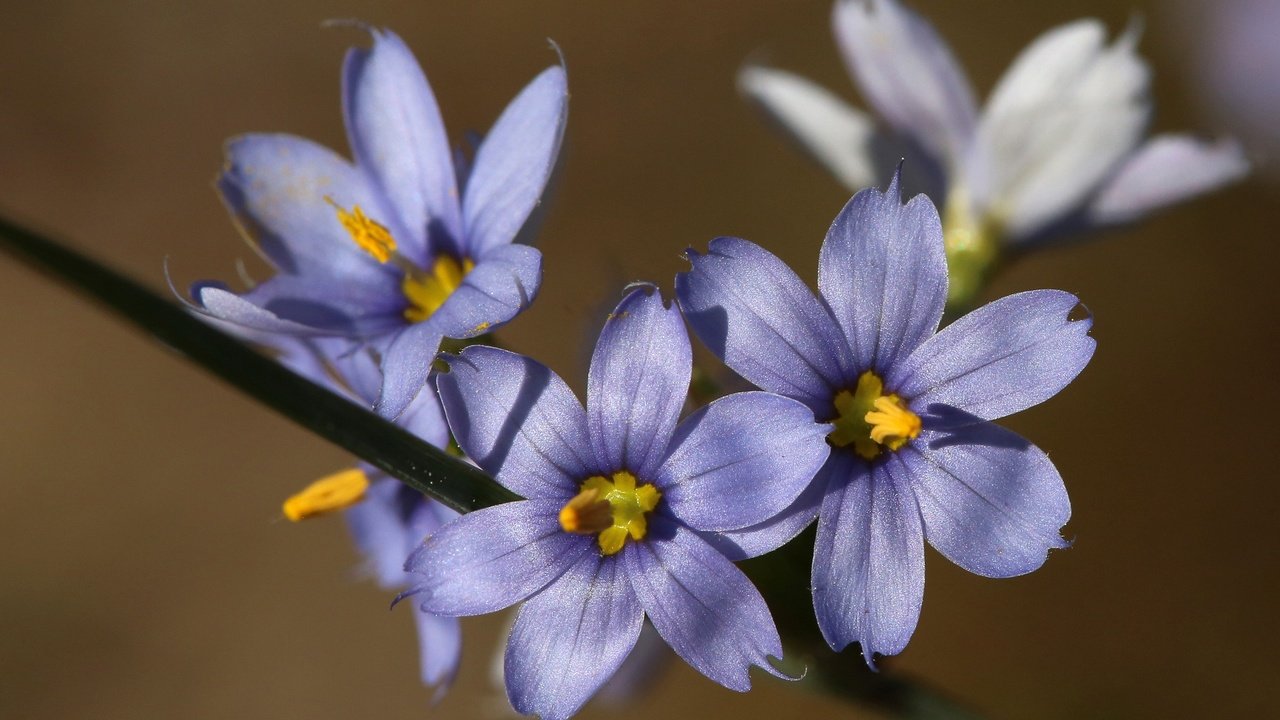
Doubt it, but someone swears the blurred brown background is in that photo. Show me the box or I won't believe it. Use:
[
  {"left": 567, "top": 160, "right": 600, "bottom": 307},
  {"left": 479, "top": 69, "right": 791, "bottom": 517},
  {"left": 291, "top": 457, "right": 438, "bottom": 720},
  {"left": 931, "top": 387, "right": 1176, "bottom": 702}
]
[{"left": 1, "top": 1, "right": 1276, "bottom": 718}]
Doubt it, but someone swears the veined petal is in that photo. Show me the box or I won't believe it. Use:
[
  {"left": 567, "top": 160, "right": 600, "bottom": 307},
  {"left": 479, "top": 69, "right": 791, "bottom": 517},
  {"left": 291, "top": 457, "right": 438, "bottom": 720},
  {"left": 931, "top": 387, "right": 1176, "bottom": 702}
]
[
  {"left": 657, "top": 391, "right": 830, "bottom": 532},
  {"left": 676, "top": 236, "right": 849, "bottom": 413},
  {"left": 345, "top": 478, "right": 424, "bottom": 588},
  {"left": 435, "top": 345, "right": 594, "bottom": 498},
  {"left": 812, "top": 452, "right": 924, "bottom": 665},
  {"left": 463, "top": 64, "right": 569, "bottom": 256},
  {"left": 702, "top": 467, "right": 826, "bottom": 561},
  {"left": 738, "top": 65, "right": 880, "bottom": 190},
  {"left": 414, "top": 609, "right": 462, "bottom": 697},
  {"left": 905, "top": 424, "right": 1071, "bottom": 578},
  {"left": 832, "top": 0, "right": 978, "bottom": 172},
  {"left": 1085, "top": 134, "right": 1249, "bottom": 226},
  {"left": 969, "top": 19, "right": 1150, "bottom": 240},
  {"left": 624, "top": 517, "right": 788, "bottom": 691},
  {"left": 818, "top": 171, "right": 947, "bottom": 374},
  {"left": 193, "top": 284, "right": 339, "bottom": 336},
  {"left": 894, "top": 290, "right": 1095, "bottom": 421},
  {"left": 429, "top": 243, "right": 542, "bottom": 341},
  {"left": 505, "top": 553, "right": 643, "bottom": 720},
  {"left": 376, "top": 244, "right": 542, "bottom": 419},
  {"left": 405, "top": 499, "right": 591, "bottom": 616},
  {"left": 238, "top": 273, "right": 405, "bottom": 335},
  {"left": 587, "top": 286, "right": 690, "bottom": 479},
  {"left": 343, "top": 28, "right": 461, "bottom": 260},
  {"left": 217, "top": 134, "right": 400, "bottom": 288},
  {"left": 399, "top": 377, "right": 451, "bottom": 448},
  {"left": 374, "top": 323, "right": 443, "bottom": 421}
]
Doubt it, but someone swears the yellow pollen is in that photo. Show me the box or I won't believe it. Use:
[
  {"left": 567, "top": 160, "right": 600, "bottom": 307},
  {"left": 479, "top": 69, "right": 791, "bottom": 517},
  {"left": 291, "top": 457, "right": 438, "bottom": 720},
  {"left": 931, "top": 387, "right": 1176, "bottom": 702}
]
[
  {"left": 282, "top": 467, "right": 369, "bottom": 522},
  {"left": 558, "top": 471, "right": 661, "bottom": 555},
  {"left": 828, "top": 371, "right": 921, "bottom": 460},
  {"left": 402, "top": 255, "right": 475, "bottom": 323},
  {"left": 327, "top": 198, "right": 397, "bottom": 263}
]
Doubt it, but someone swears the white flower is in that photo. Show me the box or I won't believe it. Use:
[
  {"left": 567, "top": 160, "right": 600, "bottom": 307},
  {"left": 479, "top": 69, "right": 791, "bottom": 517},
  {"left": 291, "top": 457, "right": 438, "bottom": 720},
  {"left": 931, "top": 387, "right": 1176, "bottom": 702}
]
[{"left": 742, "top": 0, "right": 1248, "bottom": 250}]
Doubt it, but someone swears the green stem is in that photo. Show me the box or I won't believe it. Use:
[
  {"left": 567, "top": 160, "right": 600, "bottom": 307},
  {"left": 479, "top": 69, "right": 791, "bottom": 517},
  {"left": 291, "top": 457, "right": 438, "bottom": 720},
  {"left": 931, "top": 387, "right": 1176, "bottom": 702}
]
[{"left": 0, "top": 213, "right": 517, "bottom": 514}]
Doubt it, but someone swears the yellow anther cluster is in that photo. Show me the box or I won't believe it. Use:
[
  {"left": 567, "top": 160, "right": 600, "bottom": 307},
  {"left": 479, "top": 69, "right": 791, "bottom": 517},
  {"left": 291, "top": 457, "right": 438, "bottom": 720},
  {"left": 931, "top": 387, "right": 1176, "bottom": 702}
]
[
  {"left": 559, "top": 471, "right": 661, "bottom": 555},
  {"left": 328, "top": 199, "right": 397, "bottom": 263},
  {"left": 828, "top": 371, "right": 921, "bottom": 460},
  {"left": 282, "top": 467, "right": 370, "bottom": 522},
  {"left": 402, "top": 255, "right": 475, "bottom": 323}
]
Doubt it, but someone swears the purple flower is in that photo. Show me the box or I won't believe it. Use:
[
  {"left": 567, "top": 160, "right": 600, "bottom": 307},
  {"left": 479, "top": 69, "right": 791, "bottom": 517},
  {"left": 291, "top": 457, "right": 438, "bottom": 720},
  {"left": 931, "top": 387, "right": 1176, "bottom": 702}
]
[
  {"left": 675, "top": 170, "right": 1096, "bottom": 665},
  {"left": 741, "top": 0, "right": 1247, "bottom": 302},
  {"left": 405, "top": 286, "right": 832, "bottom": 720},
  {"left": 236, "top": 332, "right": 464, "bottom": 696},
  {"left": 193, "top": 27, "right": 568, "bottom": 418}
]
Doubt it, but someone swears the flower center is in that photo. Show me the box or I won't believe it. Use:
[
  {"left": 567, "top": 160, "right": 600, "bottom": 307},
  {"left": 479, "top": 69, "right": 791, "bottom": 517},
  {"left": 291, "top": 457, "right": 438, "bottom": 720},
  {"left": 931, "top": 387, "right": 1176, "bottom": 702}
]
[
  {"left": 328, "top": 199, "right": 473, "bottom": 323},
  {"left": 828, "top": 371, "right": 921, "bottom": 461},
  {"left": 282, "top": 467, "right": 369, "bottom": 521},
  {"left": 558, "top": 471, "right": 661, "bottom": 556},
  {"left": 942, "top": 187, "right": 1000, "bottom": 311}
]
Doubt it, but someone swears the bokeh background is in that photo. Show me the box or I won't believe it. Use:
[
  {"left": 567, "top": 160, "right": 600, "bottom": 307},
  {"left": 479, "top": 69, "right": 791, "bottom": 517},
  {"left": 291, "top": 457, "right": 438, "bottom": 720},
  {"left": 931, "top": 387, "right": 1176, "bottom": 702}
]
[{"left": 2, "top": 1, "right": 1277, "bottom": 718}]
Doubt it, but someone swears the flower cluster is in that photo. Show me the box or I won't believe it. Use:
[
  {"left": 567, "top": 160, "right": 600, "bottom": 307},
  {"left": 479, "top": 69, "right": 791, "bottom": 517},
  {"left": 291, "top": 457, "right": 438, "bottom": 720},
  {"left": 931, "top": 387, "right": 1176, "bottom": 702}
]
[{"left": 191, "top": 4, "right": 1244, "bottom": 718}]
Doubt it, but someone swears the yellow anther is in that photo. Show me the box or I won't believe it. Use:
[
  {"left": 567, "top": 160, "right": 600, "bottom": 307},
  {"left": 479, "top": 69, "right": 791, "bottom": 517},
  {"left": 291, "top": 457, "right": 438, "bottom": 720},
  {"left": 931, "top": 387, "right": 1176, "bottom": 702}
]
[
  {"left": 402, "top": 255, "right": 475, "bottom": 323},
  {"left": 327, "top": 198, "right": 397, "bottom": 263},
  {"left": 865, "top": 396, "right": 921, "bottom": 448},
  {"left": 282, "top": 467, "right": 369, "bottom": 522},
  {"left": 559, "top": 471, "right": 661, "bottom": 555},
  {"left": 559, "top": 488, "right": 613, "bottom": 534},
  {"left": 828, "top": 371, "right": 920, "bottom": 460}
]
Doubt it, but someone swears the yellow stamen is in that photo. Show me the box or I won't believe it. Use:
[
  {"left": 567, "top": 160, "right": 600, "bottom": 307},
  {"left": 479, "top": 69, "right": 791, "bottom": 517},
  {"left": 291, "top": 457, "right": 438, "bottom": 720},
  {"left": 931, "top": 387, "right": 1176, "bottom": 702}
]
[
  {"left": 559, "top": 471, "right": 661, "bottom": 555},
  {"left": 558, "top": 488, "right": 613, "bottom": 534},
  {"left": 402, "top": 255, "right": 476, "bottom": 323},
  {"left": 282, "top": 467, "right": 369, "bottom": 522},
  {"left": 865, "top": 396, "right": 922, "bottom": 447},
  {"left": 327, "top": 198, "right": 397, "bottom": 263},
  {"left": 828, "top": 371, "right": 921, "bottom": 460}
]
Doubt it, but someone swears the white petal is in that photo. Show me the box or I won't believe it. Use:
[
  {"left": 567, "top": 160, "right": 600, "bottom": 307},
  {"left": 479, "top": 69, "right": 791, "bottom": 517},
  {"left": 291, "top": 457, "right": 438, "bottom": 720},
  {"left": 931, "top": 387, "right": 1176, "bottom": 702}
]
[
  {"left": 1085, "top": 134, "right": 1249, "bottom": 225},
  {"left": 968, "top": 19, "right": 1151, "bottom": 240},
  {"left": 739, "top": 65, "right": 879, "bottom": 190},
  {"left": 832, "top": 0, "right": 979, "bottom": 173}
]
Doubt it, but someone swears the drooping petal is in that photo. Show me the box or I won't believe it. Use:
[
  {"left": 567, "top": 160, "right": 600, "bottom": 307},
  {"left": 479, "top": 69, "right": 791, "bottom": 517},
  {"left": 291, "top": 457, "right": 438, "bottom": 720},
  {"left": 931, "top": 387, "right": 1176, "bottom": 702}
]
[
  {"left": 414, "top": 609, "right": 462, "bottom": 696},
  {"left": 738, "top": 65, "right": 880, "bottom": 191},
  {"left": 812, "top": 452, "right": 924, "bottom": 664},
  {"left": 1085, "top": 134, "right": 1250, "bottom": 226},
  {"left": 587, "top": 286, "right": 690, "bottom": 479},
  {"left": 893, "top": 290, "right": 1095, "bottom": 421},
  {"left": 676, "top": 236, "right": 850, "bottom": 413},
  {"left": 435, "top": 345, "right": 594, "bottom": 498},
  {"left": 624, "top": 517, "right": 789, "bottom": 691},
  {"left": 405, "top": 499, "right": 591, "bottom": 616},
  {"left": 832, "top": 0, "right": 979, "bottom": 172},
  {"left": 905, "top": 423, "right": 1071, "bottom": 578},
  {"left": 192, "top": 284, "right": 339, "bottom": 335},
  {"left": 818, "top": 171, "right": 948, "bottom": 373},
  {"left": 968, "top": 19, "right": 1150, "bottom": 240},
  {"left": 238, "top": 273, "right": 405, "bottom": 335},
  {"left": 342, "top": 28, "right": 461, "bottom": 260},
  {"left": 345, "top": 478, "right": 424, "bottom": 588},
  {"left": 505, "top": 553, "right": 643, "bottom": 720},
  {"left": 217, "top": 134, "right": 400, "bottom": 289},
  {"left": 399, "top": 377, "right": 450, "bottom": 448},
  {"left": 656, "top": 391, "right": 830, "bottom": 532},
  {"left": 462, "top": 64, "right": 569, "bottom": 257},
  {"left": 373, "top": 322, "right": 442, "bottom": 421},
  {"left": 701, "top": 467, "right": 826, "bottom": 561},
  {"left": 428, "top": 242, "right": 542, "bottom": 340}
]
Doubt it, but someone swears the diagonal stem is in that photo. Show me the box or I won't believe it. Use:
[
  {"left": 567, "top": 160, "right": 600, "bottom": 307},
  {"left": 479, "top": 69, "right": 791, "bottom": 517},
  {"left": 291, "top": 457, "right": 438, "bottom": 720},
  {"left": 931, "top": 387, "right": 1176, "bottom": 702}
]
[{"left": 0, "top": 213, "right": 517, "bottom": 514}]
